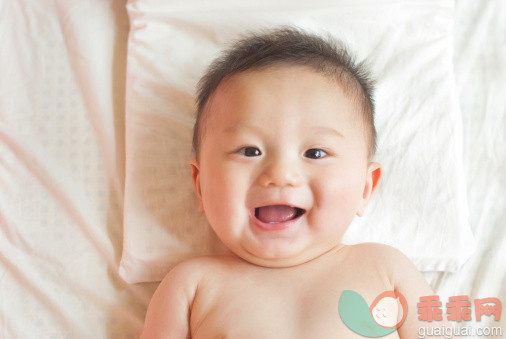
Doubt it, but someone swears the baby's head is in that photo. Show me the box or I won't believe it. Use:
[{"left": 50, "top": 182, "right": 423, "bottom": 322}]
[
  {"left": 189, "top": 27, "right": 382, "bottom": 267},
  {"left": 193, "top": 27, "right": 377, "bottom": 161}
]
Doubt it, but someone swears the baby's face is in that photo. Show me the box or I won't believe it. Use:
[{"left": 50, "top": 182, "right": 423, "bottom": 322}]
[{"left": 190, "top": 65, "right": 381, "bottom": 267}]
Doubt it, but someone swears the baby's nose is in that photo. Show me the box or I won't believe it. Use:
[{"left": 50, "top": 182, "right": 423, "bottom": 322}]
[{"left": 257, "top": 159, "right": 303, "bottom": 188}]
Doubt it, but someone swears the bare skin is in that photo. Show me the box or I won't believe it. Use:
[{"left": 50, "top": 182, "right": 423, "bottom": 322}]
[
  {"left": 142, "top": 243, "right": 435, "bottom": 338},
  {"left": 141, "top": 66, "right": 441, "bottom": 338}
]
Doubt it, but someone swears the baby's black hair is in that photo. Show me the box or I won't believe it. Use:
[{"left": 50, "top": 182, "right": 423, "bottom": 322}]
[{"left": 193, "top": 26, "right": 376, "bottom": 159}]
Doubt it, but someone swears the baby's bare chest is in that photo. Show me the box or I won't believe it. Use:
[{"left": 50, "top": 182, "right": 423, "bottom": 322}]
[{"left": 189, "top": 264, "right": 390, "bottom": 339}]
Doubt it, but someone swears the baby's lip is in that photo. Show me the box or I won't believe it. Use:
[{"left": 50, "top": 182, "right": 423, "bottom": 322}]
[
  {"left": 251, "top": 199, "right": 308, "bottom": 211},
  {"left": 250, "top": 204, "right": 306, "bottom": 224},
  {"left": 254, "top": 205, "right": 305, "bottom": 218},
  {"left": 251, "top": 202, "right": 307, "bottom": 211},
  {"left": 249, "top": 205, "right": 306, "bottom": 231}
]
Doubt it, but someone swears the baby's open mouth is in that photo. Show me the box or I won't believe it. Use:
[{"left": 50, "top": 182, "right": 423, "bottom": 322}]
[{"left": 254, "top": 205, "right": 305, "bottom": 224}]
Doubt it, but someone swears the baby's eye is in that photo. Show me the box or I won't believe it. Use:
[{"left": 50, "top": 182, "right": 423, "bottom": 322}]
[
  {"left": 304, "top": 148, "right": 328, "bottom": 159},
  {"left": 237, "top": 146, "right": 262, "bottom": 157}
]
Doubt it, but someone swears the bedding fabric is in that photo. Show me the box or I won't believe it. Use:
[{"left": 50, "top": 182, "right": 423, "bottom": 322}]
[
  {"left": 422, "top": 0, "right": 506, "bottom": 334},
  {"left": 0, "top": 0, "right": 504, "bottom": 338},
  {"left": 120, "top": 0, "right": 475, "bottom": 284},
  {"left": 0, "top": 0, "right": 151, "bottom": 337}
]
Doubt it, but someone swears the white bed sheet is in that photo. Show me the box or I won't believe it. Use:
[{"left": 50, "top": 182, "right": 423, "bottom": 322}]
[
  {"left": 0, "top": 0, "right": 151, "bottom": 337},
  {"left": 422, "top": 0, "right": 506, "bottom": 335},
  {"left": 0, "top": 0, "right": 504, "bottom": 338}
]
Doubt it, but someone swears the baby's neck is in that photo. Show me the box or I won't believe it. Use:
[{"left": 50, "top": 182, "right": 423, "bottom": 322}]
[{"left": 220, "top": 243, "right": 348, "bottom": 269}]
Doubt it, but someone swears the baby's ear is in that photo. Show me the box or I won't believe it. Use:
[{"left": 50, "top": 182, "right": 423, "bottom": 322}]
[
  {"left": 189, "top": 158, "right": 204, "bottom": 212},
  {"left": 356, "top": 162, "right": 382, "bottom": 217}
]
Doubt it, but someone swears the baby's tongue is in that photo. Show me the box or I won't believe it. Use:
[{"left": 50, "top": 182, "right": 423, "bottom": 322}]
[{"left": 256, "top": 205, "right": 297, "bottom": 223}]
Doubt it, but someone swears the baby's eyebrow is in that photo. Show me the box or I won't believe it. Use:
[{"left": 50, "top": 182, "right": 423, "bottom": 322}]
[
  {"left": 221, "top": 124, "right": 344, "bottom": 138},
  {"left": 221, "top": 123, "right": 264, "bottom": 135},
  {"left": 310, "top": 126, "right": 345, "bottom": 138}
]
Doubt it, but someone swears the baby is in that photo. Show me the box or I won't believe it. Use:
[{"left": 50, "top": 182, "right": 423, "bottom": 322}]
[{"left": 142, "top": 27, "right": 438, "bottom": 338}]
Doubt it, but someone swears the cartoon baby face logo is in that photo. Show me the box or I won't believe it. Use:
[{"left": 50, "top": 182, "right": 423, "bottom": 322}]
[
  {"left": 370, "top": 291, "right": 408, "bottom": 329},
  {"left": 339, "top": 290, "right": 408, "bottom": 337}
]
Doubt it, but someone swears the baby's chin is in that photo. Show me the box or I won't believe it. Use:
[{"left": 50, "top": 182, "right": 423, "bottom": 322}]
[{"left": 225, "top": 243, "right": 343, "bottom": 268}]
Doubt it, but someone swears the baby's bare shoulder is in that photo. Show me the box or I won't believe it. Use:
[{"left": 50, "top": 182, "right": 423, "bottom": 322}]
[
  {"left": 347, "top": 242, "right": 432, "bottom": 291},
  {"left": 166, "top": 254, "right": 233, "bottom": 281},
  {"left": 347, "top": 242, "right": 400, "bottom": 254},
  {"left": 346, "top": 244, "right": 435, "bottom": 338},
  {"left": 142, "top": 256, "right": 228, "bottom": 338},
  {"left": 153, "top": 257, "right": 210, "bottom": 303},
  {"left": 345, "top": 243, "right": 419, "bottom": 277},
  {"left": 165, "top": 254, "right": 244, "bottom": 287},
  {"left": 347, "top": 242, "right": 410, "bottom": 263}
]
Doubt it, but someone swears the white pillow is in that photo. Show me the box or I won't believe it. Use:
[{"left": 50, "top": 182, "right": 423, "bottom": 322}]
[{"left": 119, "top": 0, "right": 475, "bottom": 283}]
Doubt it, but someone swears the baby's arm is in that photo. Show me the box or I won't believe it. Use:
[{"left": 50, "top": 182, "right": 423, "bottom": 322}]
[
  {"left": 141, "top": 261, "right": 199, "bottom": 339},
  {"left": 383, "top": 246, "right": 449, "bottom": 339}
]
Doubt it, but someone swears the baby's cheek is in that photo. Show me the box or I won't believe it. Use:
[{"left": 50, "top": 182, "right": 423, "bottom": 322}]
[
  {"left": 324, "top": 178, "right": 363, "bottom": 209},
  {"left": 201, "top": 170, "right": 246, "bottom": 225},
  {"left": 311, "top": 178, "right": 363, "bottom": 227}
]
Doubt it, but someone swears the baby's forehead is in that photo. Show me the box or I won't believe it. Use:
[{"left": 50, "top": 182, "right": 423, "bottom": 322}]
[
  {"left": 222, "top": 64, "right": 340, "bottom": 87},
  {"left": 205, "top": 67, "right": 365, "bottom": 132},
  {"left": 212, "top": 64, "right": 354, "bottom": 105},
  {"left": 210, "top": 66, "right": 360, "bottom": 122}
]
